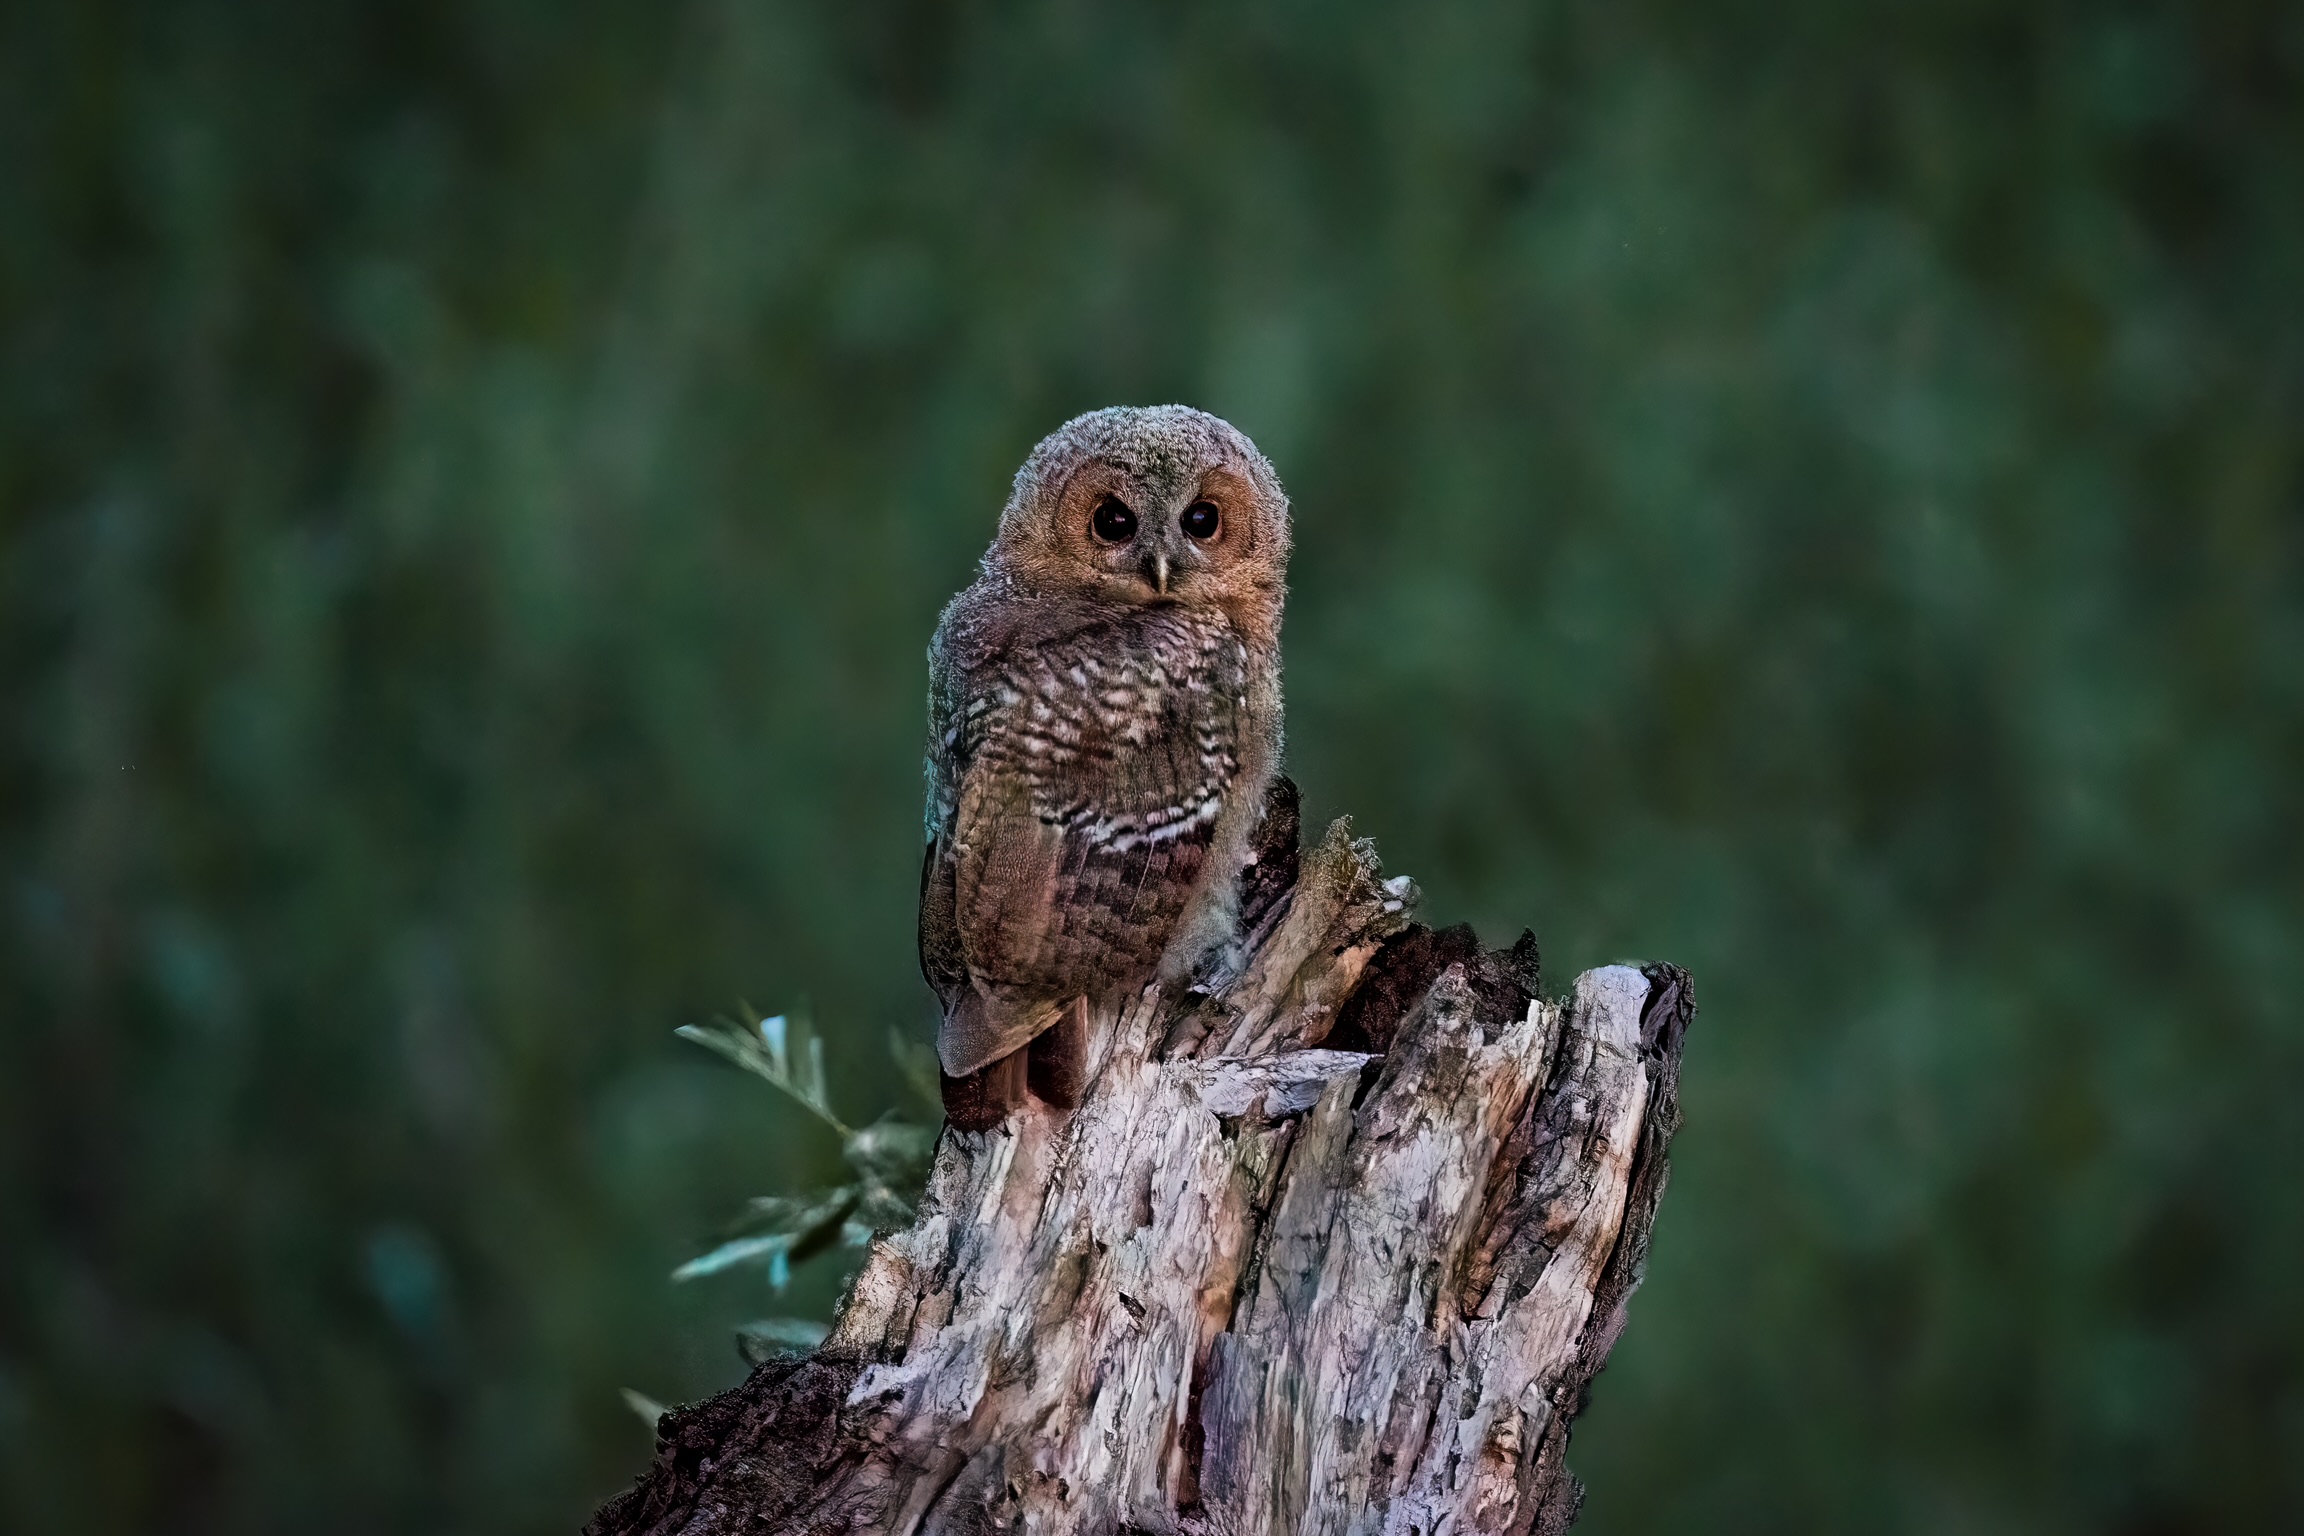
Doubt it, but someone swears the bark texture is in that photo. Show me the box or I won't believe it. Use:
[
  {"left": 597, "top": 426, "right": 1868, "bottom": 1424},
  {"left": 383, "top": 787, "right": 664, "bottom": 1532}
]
[{"left": 590, "top": 786, "right": 1694, "bottom": 1535}]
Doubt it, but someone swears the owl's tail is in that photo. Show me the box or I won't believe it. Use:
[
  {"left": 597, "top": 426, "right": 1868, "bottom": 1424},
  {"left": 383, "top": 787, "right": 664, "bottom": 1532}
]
[
  {"left": 937, "top": 990, "right": 1086, "bottom": 1131},
  {"left": 936, "top": 988, "right": 1069, "bottom": 1078}
]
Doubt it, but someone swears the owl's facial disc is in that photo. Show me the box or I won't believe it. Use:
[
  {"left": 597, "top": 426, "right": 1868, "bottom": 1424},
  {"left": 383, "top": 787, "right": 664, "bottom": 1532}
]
[
  {"left": 1030, "top": 451, "right": 1267, "bottom": 613},
  {"left": 992, "top": 405, "right": 1287, "bottom": 645}
]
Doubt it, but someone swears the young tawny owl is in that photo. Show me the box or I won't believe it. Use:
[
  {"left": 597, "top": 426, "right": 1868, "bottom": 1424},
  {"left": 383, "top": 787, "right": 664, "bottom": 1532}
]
[{"left": 920, "top": 405, "right": 1291, "bottom": 1131}]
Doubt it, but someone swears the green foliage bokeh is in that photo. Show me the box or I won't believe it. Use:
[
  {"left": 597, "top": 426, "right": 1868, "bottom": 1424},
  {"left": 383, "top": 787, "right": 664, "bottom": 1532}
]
[{"left": 3, "top": 1, "right": 2298, "bottom": 1530}]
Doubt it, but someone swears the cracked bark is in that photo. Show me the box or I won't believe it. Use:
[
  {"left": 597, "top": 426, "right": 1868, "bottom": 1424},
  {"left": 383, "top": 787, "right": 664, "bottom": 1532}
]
[{"left": 588, "top": 782, "right": 1695, "bottom": 1535}]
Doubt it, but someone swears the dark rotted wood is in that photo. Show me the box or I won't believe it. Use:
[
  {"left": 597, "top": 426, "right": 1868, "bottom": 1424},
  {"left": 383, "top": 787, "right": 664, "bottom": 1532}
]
[
  {"left": 586, "top": 1356, "right": 866, "bottom": 1536},
  {"left": 1232, "top": 776, "right": 1303, "bottom": 937},
  {"left": 1326, "top": 920, "right": 1539, "bottom": 1056}
]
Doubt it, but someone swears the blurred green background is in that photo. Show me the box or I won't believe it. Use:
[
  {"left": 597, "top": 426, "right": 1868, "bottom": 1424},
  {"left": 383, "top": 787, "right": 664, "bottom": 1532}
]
[{"left": 4, "top": 0, "right": 2299, "bottom": 1530}]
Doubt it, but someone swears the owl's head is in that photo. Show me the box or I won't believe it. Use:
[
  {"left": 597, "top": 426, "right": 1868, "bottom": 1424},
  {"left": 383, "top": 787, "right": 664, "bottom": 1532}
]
[{"left": 987, "top": 405, "right": 1291, "bottom": 644}]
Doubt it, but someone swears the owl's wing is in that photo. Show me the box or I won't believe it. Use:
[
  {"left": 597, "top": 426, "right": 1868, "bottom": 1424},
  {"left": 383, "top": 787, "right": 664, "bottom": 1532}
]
[
  {"left": 924, "top": 833, "right": 1052, "bottom": 1084},
  {"left": 932, "top": 764, "right": 1076, "bottom": 1075},
  {"left": 918, "top": 837, "right": 967, "bottom": 1006},
  {"left": 922, "top": 648, "right": 1051, "bottom": 1076},
  {"left": 919, "top": 643, "right": 971, "bottom": 1009}
]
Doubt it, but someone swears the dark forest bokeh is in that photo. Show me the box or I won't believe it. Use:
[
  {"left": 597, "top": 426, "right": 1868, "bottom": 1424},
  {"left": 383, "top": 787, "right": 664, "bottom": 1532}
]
[{"left": 4, "top": 1, "right": 2300, "bottom": 1531}]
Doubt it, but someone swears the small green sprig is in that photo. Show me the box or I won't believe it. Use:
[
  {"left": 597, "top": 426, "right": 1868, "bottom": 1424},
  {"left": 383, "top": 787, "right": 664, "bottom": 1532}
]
[{"left": 666, "top": 1012, "right": 938, "bottom": 1359}]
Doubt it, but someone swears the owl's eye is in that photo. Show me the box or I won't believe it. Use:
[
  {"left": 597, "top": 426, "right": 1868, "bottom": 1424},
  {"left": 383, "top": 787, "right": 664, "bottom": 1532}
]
[
  {"left": 1091, "top": 496, "right": 1137, "bottom": 544},
  {"left": 1181, "top": 501, "right": 1221, "bottom": 541}
]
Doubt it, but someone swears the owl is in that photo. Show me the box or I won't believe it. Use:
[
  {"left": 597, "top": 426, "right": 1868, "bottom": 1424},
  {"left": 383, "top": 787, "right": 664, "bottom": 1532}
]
[{"left": 920, "top": 406, "right": 1292, "bottom": 1130}]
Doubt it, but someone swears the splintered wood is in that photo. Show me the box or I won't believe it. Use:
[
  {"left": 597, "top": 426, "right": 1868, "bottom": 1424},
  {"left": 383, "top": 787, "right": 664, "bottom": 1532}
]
[{"left": 589, "top": 815, "right": 1694, "bottom": 1536}]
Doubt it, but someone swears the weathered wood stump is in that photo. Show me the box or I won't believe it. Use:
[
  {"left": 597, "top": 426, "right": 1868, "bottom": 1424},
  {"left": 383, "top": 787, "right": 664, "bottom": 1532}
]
[{"left": 590, "top": 784, "right": 1694, "bottom": 1534}]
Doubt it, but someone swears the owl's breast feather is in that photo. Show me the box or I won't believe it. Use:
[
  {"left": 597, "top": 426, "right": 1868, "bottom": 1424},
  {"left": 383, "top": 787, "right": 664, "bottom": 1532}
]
[{"left": 979, "top": 613, "right": 1243, "bottom": 809}]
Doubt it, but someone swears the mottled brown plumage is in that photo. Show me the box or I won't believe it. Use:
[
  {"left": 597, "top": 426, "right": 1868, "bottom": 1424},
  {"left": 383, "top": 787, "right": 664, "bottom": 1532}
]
[{"left": 921, "top": 406, "right": 1291, "bottom": 1129}]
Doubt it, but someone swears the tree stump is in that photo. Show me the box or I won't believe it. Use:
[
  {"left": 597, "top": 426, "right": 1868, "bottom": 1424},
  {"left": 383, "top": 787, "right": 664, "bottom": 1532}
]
[{"left": 589, "top": 783, "right": 1695, "bottom": 1535}]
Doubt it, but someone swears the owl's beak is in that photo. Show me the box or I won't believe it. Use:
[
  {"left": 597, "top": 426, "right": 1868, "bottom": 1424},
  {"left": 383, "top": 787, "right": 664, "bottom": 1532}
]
[{"left": 1146, "top": 550, "right": 1171, "bottom": 596}]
